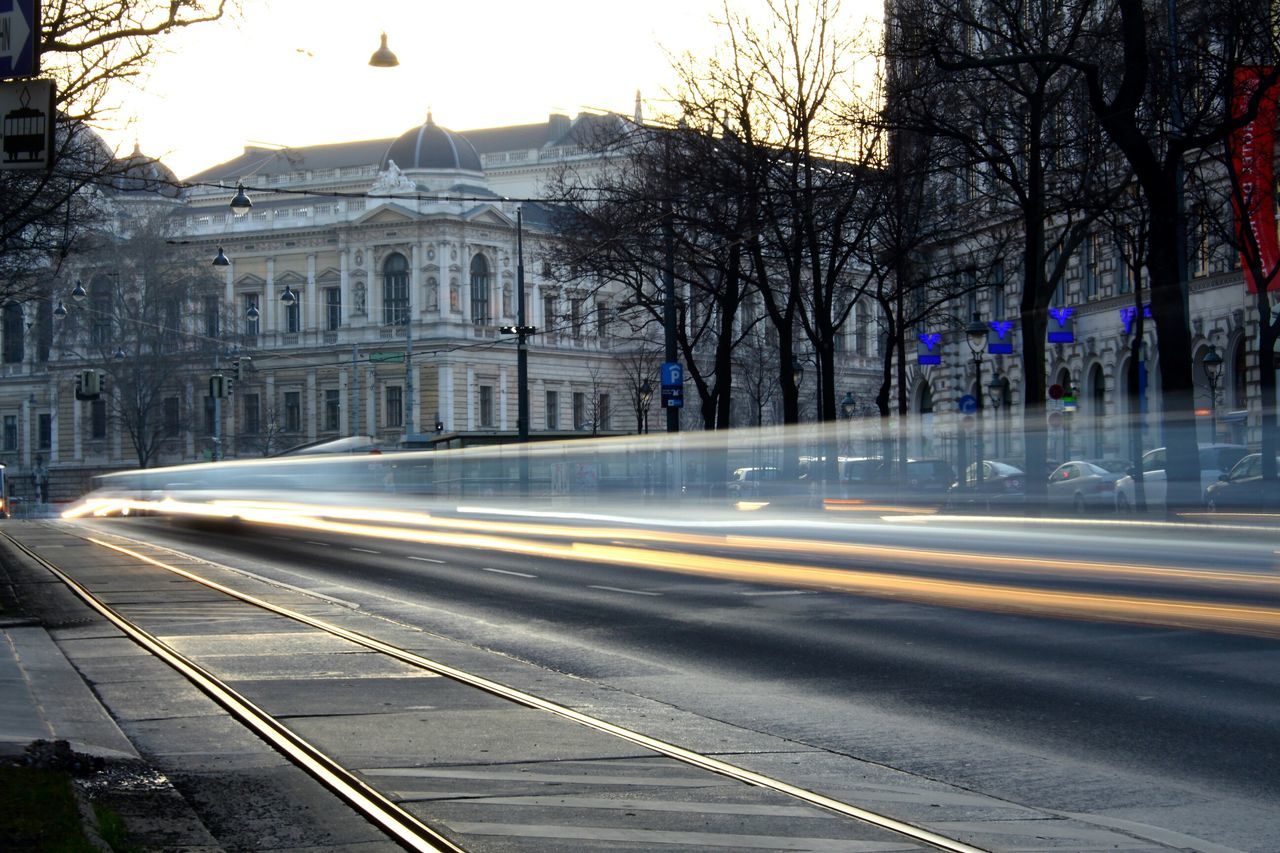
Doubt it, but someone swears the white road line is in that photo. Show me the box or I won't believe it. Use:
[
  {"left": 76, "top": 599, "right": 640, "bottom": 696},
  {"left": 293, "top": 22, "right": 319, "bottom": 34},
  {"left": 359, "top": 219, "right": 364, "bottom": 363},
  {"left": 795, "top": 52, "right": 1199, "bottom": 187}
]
[
  {"left": 588, "top": 585, "right": 661, "bottom": 597},
  {"left": 481, "top": 567, "right": 537, "bottom": 578},
  {"left": 304, "top": 541, "right": 329, "bottom": 547},
  {"left": 407, "top": 556, "right": 445, "bottom": 564},
  {"left": 740, "top": 590, "right": 811, "bottom": 597},
  {"left": 349, "top": 547, "right": 381, "bottom": 554}
]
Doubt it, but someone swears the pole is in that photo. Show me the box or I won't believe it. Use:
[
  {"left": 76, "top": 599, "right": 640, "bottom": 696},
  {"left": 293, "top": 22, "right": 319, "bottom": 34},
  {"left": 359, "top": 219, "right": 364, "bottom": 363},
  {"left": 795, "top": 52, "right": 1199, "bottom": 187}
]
[
  {"left": 352, "top": 344, "right": 360, "bottom": 436},
  {"left": 662, "top": 138, "right": 679, "bottom": 435},
  {"left": 516, "top": 207, "right": 530, "bottom": 494},
  {"left": 974, "top": 353, "right": 984, "bottom": 492},
  {"left": 213, "top": 349, "right": 221, "bottom": 461},
  {"left": 404, "top": 301, "right": 414, "bottom": 441}
]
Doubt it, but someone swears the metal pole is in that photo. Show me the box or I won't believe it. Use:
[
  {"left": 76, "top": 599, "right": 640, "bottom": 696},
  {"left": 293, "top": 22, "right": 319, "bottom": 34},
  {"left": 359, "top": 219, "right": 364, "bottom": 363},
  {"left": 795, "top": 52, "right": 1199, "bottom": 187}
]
[
  {"left": 404, "top": 300, "right": 414, "bottom": 441},
  {"left": 352, "top": 344, "right": 360, "bottom": 436},
  {"left": 517, "top": 207, "right": 530, "bottom": 494},
  {"left": 213, "top": 349, "right": 221, "bottom": 461},
  {"left": 974, "top": 353, "right": 984, "bottom": 492}
]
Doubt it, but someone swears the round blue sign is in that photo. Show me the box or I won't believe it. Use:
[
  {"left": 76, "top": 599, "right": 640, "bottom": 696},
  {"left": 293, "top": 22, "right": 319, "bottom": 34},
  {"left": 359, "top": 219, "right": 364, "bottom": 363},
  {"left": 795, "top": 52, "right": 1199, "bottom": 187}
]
[{"left": 958, "top": 394, "right": 978, "bottom": 414}]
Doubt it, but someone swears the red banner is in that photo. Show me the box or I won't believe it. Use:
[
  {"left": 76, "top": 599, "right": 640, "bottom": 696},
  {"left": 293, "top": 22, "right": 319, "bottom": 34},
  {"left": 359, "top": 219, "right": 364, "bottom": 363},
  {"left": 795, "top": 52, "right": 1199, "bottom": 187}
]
[{"left": 1230, "top": 66, "right": 1280, "bottom": 293}]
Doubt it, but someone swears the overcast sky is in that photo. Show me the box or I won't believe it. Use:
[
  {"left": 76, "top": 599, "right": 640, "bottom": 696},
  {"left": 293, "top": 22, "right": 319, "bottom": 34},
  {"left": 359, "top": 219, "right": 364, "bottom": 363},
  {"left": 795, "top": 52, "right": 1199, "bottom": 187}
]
[{"left": 97, "top": 0, "right": 882, "bottom": 178}]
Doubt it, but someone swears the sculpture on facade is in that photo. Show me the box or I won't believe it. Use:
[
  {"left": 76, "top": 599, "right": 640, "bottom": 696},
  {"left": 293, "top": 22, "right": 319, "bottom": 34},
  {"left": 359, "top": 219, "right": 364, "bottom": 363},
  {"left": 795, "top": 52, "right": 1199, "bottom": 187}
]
[
  {"left": 370, "top": 160, "right": 418, "bottom": 196},
  {"left": 354, "top": 281, "right": 367, "bottom": 315}
]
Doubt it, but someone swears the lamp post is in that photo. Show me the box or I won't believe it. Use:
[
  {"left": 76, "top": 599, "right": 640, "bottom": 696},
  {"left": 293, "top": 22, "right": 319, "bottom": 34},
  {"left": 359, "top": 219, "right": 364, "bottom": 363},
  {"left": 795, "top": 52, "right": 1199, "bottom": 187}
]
[
  {"left": 1203, "top": 344, "right": 1223, "bottom": 442},
  {"left": 965, "top": 312, "right": 987, "bottom": 491},
  {"left": 498, "top": 207, "right": 537, "bottom": 491}
]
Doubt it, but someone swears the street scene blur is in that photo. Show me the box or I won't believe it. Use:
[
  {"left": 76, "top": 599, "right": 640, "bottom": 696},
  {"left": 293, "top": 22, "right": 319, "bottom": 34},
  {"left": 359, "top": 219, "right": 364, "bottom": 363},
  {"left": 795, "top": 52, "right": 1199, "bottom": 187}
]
[{"left": 2, "top": 1, "right": 1279, "bottom": 851}]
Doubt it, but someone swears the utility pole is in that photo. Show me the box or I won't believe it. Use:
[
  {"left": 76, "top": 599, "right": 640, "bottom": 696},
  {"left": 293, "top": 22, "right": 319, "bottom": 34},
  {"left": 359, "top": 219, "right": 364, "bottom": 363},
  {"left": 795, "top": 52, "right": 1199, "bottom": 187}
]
[
  {"left": 500, "top": 206, "right": 537, "bottom": 494},
  {"left": 351, "top": 344, "right": 360, "bottom": 436}
]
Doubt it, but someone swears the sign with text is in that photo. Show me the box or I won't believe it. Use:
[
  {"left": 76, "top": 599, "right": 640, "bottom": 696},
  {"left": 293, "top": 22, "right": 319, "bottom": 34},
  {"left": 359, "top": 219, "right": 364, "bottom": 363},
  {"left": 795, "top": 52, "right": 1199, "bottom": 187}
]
[
  {"left": 1229, "top": 66, "right": 1280, "bottom": 293},
  {"left": 0, "top": 77, "right": 51, "bottom": 170},
  {"left": 0, "top": 1, "right": 39, "bottom": 79}
]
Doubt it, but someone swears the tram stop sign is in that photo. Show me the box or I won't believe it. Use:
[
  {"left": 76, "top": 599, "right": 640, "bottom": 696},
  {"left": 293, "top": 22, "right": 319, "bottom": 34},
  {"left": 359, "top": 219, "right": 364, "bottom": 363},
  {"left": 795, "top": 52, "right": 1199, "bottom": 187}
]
[{"left": 0, "top": 78, "right": 54, "bottom": 171}]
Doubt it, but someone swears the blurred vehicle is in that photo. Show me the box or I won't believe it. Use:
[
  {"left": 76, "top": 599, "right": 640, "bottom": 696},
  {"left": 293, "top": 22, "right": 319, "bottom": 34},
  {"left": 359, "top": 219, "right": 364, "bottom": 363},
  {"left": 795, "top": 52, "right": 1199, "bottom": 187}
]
[
  {"left": 727, "top": 466, "right": 782, "bottom": 498},
  {"left": 945, "top": 460, "right": 1025, "bottom": 510},
  {"left": 1205, "top": 453, "right": 1280, "bottom": 511},
  {"left": 1046, "top": 459, "right": 1128, "bottom": 513},
  {"left": 850, "top": 457, "right": 954, "bottom": 503},
  {"left": 1114, "top": 444, "right": 1246, "bottom": 512}
]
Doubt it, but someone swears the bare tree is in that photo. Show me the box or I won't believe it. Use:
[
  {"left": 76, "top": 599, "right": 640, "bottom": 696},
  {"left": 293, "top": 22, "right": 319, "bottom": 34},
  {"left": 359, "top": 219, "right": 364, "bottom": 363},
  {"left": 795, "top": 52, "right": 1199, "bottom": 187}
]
[
  {"left": 59, "top": 211, "right": 217, "bottom": 467},
  {"left": 1, "top": 1, "right": 233, "bottom": 301}
]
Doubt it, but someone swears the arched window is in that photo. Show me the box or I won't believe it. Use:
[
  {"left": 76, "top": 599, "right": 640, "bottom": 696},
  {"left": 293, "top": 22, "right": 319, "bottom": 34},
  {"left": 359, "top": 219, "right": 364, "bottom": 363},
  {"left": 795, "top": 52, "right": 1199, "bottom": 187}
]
[
  {"left": 382, "top": 253, "right": 409, "bottom": 326},
  {"left": 470, "top": 255, "right": 490, "bottom": 325}
]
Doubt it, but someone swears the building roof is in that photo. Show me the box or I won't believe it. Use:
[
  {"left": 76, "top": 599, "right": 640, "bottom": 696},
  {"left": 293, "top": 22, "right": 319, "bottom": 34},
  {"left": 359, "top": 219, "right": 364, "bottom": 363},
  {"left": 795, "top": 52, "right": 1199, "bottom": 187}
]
[{"left": 382, "top": 114, "right": 482, "bottom": 173}]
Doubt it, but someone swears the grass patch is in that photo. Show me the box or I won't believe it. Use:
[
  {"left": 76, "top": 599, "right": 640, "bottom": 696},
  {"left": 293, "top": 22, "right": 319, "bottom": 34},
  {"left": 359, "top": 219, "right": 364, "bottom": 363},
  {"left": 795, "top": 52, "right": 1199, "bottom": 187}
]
[{"left": 0, "top": 763, "right": 98, "bottom": 851}]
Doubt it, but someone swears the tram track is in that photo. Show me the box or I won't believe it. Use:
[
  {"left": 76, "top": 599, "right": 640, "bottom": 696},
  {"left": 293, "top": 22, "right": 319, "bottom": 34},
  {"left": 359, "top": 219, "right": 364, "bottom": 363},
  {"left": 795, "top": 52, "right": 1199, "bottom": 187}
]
[{"left": 4, "top": 522, "right": 989, "bottom": 853}]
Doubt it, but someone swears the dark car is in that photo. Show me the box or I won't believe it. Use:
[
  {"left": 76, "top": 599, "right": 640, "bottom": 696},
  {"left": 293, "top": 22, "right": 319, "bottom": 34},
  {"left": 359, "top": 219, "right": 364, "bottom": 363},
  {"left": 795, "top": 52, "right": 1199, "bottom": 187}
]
[
  {"left": 1047, "top": 459, "right": 1128, "bottom": 513},
  {"left": 1205, "top": 453, "right": 1280, "bottom": 511},
  {"left": 842, "top": 457, "right": 954, "bottom": 506},
  {"left": 946, "top": 460, "right": 1026, "bottom": 510}
]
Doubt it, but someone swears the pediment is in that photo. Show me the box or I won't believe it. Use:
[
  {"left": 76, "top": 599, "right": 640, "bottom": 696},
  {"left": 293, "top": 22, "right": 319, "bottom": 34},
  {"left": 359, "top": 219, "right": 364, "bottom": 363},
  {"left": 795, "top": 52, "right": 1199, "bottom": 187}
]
[
  {"left": 276, "top": 270, "right": 307, "bottom": 285},
  {"left": 316, "top": 267, "right": 342, "bottom": 281},
  {"left": 354, "top": 203, "right": 419, "bottom": 226},
  {"left": 235, "top": 273, "right": 266, "bottom": 287},
  {"left": 464, "top": 206, "right": 512, "bottom": 227}
]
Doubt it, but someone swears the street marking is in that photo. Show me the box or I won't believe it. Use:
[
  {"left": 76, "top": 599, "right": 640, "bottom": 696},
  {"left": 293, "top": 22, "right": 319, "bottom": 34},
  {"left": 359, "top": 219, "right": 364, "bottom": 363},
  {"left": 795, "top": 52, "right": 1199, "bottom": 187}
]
[
  {"left": 588, "top": 585, "right": 660, "bottom": 596},
  {"left": 740, "top": 590, "right": 811, "bottom": 596},
  {"left": 350, "top": 547, "right": 381, "bottom": 554},
  {"left": 305, "top": 540, "right": 329, "bottom": 547},
  {"left": 482, "top": 567, "right": 537, "bottom": 578},
  {"left": 408, "top": 556, "right": 445, "bottom": 564}
]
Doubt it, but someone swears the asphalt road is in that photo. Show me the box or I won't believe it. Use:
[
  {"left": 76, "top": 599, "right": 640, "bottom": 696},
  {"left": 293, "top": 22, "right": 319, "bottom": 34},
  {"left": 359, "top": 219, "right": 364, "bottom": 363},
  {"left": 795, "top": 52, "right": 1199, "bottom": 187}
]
[{"left": 94, "top": 514, "right": 1280, "bottom": 851}]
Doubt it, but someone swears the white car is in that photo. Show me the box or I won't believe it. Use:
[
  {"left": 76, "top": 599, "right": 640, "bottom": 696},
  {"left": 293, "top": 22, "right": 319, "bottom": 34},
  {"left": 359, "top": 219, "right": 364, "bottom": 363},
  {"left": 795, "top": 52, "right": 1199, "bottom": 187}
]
[{"left": 1114, "top": 444, "right": 1247, "bottom": 512}]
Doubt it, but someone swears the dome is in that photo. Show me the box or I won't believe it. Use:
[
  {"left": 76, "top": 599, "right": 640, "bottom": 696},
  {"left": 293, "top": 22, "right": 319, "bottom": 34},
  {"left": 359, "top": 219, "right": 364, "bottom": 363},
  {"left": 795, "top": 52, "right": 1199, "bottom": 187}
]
[
  {"left": 111, "top": 143, "right": 182, "bottom": 198},
  {"left": 382, "top": 113, "right": 482, "bottom": 173}
]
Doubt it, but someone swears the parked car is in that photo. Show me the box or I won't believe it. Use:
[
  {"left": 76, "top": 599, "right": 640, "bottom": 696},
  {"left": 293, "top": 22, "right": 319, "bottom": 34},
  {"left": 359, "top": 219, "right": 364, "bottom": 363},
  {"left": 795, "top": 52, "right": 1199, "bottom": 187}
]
[
  {"left": 1046, "top": 459, "right": 1128, "bottom": 513},
  {"left": 945, "top": 460, "right": 1025, "bottom": 509},
  {"left": 1114, "top": 444, "right": 1246, "bottom": 512},
  {"left": 727, "top": 466, "right": 782, "bottom": 498},
  {"left": 841, "top": 457, "right": 955, "bottom": 505},
  {"left": 1205, "top": 453, "right": 1280, "bottom": 511}
]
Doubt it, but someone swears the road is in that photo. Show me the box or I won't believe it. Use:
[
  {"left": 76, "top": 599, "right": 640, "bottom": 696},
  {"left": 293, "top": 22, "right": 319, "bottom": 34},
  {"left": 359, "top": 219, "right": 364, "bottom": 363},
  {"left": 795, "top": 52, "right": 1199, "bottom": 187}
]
[{"left": 75, "top": 510, "right": 1280, "bottom": 851}]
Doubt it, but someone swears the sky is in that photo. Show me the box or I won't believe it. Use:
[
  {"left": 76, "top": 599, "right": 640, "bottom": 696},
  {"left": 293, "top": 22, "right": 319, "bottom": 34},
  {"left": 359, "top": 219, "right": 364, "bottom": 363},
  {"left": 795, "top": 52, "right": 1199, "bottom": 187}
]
[{"left": 96, "top": 0, "right": 883, "bottom": 179}]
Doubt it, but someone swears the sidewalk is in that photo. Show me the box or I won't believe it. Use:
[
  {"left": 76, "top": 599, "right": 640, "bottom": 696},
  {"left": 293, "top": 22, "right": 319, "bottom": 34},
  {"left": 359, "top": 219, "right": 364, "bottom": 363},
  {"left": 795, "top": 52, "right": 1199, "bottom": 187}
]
[{"left": 0, "top": 531, "right": 223, "bottom": 851}]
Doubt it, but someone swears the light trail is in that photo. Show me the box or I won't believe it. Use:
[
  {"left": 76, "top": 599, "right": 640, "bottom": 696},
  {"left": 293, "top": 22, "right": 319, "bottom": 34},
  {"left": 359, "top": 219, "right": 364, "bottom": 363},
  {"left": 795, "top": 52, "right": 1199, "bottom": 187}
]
[{"left": 67, "top": 497, "right": 1280, "bottom": 638}]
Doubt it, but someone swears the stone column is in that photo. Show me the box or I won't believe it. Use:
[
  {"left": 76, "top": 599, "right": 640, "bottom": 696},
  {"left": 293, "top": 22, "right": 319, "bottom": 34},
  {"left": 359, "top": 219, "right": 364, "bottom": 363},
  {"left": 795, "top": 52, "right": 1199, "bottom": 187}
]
[
  {"left": 339, "top": 368, "right": 349, "bottom": 437},
  {"left": 306, "top": 369, "right": 318, "bottom": 442},
  {"left": 339, "top": 250, "right": 350, "bottom": 325},
  {"left": 306, "top": 254, "right": 318, "bottom": 333},
  {"left": 466, "top": 365, "right": 476, "bottom": 431},
  {"left": 265, "top": 257, "right": 276, "bottom": 336},
  {"left": 499, "top": 365, "right": 509, "bottom": 430}
]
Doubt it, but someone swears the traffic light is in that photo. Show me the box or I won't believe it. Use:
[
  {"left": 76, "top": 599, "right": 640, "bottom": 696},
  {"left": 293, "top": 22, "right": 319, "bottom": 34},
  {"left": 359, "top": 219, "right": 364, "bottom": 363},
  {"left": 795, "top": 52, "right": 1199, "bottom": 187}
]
[
  {"left": 209, "top": 373, "right": 225, "bottom": 399},
  {"left": 225, "top": 377, "right": 235, "bottom": 397},
  {"left": 75, "top": 369, "right": 102, "bottom": 401},
  {"left": 234, "top": 356, "right": 251, "bottom": 381}
]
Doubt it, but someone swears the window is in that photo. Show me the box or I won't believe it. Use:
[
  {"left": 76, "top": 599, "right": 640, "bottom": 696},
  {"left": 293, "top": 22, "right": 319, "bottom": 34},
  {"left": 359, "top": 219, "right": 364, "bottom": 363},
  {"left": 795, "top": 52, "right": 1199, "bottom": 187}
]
[
  {"left": 35, "top": 300, "right": 51, "bottom": 363},
  {"left": 285, "top": 296, "right": 300, "bottom": 334},
  {"left": 385, "top": 386, "right": 403, "bottom": 428},
  {"left": 479, "top": 385, "right": 494, "bottom": 427},
  {"left": 1083, "top": 233, "right": 1101, "bottom": 299},
  {"left": 244, "top": 393, "right": 260, "bottom": 434},
  {"left": 3, "top": 303, "right": 23, "bottom": 363},
  {"left": 383, "top": 253, "right": 410, "bottom": 326},
  {"left": 164, "top": 397, "right": 180, "bottom": 437},
  {"left": 570, "top": 298, "right": 584, "bottom": 337},
  {"left": 325, "top": 287, "right": 341, "bottom": 331},
  {"left": 855, "top": 301, "right": 869, "bottom": 356},
  {"left": 2, "top": 415, "right": 15, "bottom": 450},
  {"left": 573, "top": 391, "right": 586, "bottom": 429},
  {"left": 1192, "top": 205, "right": 1211, "bottom": 277},
  {"left": 244, "top": 294, "right": 260, "bottom": 336},
  {"left": 284, "top": 391, "right": 301, "bottom": 432},
  {"left": 991, "top": 266, "right": 1006, "bottom": 319},
  {"left": 545, "top": 390, "right": 559, "bottom": 430},
  {"left": 598, "top": 393, "right": 611, "bottom": 429},
  {"left": 37, "top": 413, "right": 50, "bottom": 450},
  {"left": 163, "top": 298, "right": 180, "bottom": 348},
  {"left": 542, "top": 294, "right": 557, "bottom": 332},
  {"left": 90, "top": 400, "right": 107, "bottom": 439},
  {"left": 91, "top": 277, "right": 113, "bottom": 346},
  {"left": 470, "top": 255, "right": 490, "bottom": 324},
  {"left": 596, "top": 301, "right": 609, "bottom": 338},
  {"left": 324, "top": 389, "right": 340, "bottom": 431},
  {"left": 204, "top": 295, "right": 220, "bottom": 339}
]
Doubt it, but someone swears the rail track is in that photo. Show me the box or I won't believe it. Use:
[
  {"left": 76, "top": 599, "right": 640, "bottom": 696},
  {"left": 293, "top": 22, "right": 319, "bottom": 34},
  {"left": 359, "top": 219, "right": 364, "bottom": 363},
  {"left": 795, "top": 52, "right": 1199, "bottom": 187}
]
[{"left": 3, "top": 521, "right": 989, "bottom": 853}]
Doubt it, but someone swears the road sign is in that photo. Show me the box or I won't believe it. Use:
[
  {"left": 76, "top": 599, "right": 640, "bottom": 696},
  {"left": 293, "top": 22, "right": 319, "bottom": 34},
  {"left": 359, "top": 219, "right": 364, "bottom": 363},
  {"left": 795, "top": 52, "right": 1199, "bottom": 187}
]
[
  {"left": 0, "top": 77, "right": 52, "bottom": 170},
  {"left": 958, "top": 394, "right": 977, "bottom": 414},
  {"left": 369, "top": 351, "right": 405, "bottom": 363},
  {"left": 0, "top": 1, "right": 39, "bottom": 79},
  {"left": 661, "top": 386, "right": 683, "bottom": 409},
  {"left": 1048, "top": 383, "right": 1064, "bottom": 400},
  {"left": 660, "top": 361, "right": 683, "bottom": 388},
  {"left": 1048, "top": 411, "right": 1064, "bottom": 428}
]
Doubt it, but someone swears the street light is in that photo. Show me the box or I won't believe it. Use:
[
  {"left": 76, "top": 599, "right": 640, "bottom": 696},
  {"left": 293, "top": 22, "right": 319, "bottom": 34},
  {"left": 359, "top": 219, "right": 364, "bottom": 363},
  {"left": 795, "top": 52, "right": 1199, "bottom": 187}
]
[
  {"left": 280, "top": 285, "right": 297, "bottom": 308},
  {"left": 212, "top": 246, "right": 230, "bottom": 267},
  {"left": 70, "top": 280, "right": 87, "bottom": 304},
  {"left": 245, "top": 303, "right": 260, "bottom": 322},
  {"left": 230, "top": 183, "right": 252, "bottom": 218},
  {"left": 792, "top": 357, "right": 804, "bottom": 390},
  {"left": 840, "top": 391, "right": 856, "bottom": 420},
  {"left": 52, "top": 300, "right": 67, "bottom": 320},
  {"left": 965, "top": 312, "right": 987, "bottom": 490},
  {"left": 1203, "top": 344, "right": 1224, "bottom": 441}
]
